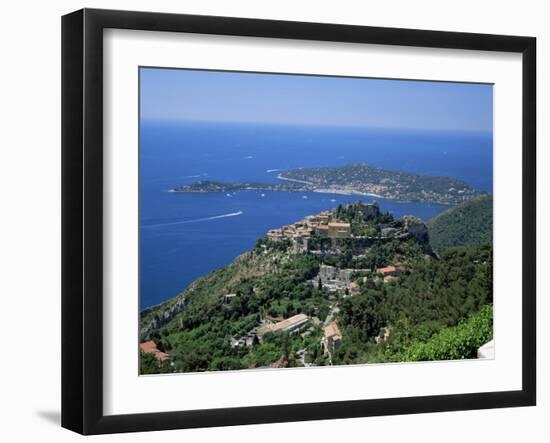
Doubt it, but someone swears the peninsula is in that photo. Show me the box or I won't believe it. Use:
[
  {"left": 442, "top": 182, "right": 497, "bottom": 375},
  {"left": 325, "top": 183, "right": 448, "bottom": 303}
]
[{"left": 170, "top": 163, "right": 481, "bottom": 205}]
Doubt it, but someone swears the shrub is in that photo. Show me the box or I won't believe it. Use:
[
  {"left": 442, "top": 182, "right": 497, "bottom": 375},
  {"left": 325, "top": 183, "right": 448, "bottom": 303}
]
[{"left": 400, "top": 305, "right": 493, "bottom": 361}]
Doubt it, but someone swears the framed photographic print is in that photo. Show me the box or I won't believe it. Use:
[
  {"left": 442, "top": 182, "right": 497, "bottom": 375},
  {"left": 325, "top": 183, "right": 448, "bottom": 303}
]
[{"left": 61, "top": 8, "right": 536, "bottom": 435}]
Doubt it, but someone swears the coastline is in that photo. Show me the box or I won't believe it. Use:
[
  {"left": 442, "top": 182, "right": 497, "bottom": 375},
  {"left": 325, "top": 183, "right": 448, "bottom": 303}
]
[
  {"left": 168, "top": 164, "right": 480, "bottom": 206},
  {"left": 277, "top": 173, "right": 384, "bottom": 198},
  {"left": 168, "top": 185, "right": 456, "bottom": 205}
]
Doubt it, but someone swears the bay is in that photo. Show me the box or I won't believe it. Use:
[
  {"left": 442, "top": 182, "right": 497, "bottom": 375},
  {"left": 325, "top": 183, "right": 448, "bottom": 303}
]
[{"left": 140, "top": 121, "right": 492, "bottom": 309}]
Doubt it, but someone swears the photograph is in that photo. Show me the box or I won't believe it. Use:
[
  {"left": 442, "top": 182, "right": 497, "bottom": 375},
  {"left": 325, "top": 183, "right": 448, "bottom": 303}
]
[{"left": 138, "top": 67, "right": 494, "bottom": 375}]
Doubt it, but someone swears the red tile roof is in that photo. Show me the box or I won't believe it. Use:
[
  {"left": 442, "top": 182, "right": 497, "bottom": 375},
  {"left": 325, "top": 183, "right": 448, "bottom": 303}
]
[
  {"left": 269, "top": 314, "right": 308, "bottom": 333},
  {"left": 140, "top": 340, "right": 171, "bottom": 362},
  {"left": 140, "top": 340, "right": 157, "bottom": 353},
  {"left": 324, "top": 321, "right": 342, "bottom": 341},
  {"left": 377, "top": 265, "right": 397, "bottom": 275}
]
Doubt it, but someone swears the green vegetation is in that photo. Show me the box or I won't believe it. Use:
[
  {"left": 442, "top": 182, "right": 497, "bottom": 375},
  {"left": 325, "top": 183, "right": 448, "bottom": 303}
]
[
  {"left": 428, "top": 194, "right": 493, "bottom": 256},
  {"left": 335, "top": 202, "right": 393, "bottom": 236},
  {"left": 140, "top": 201, "right": 493, "bottom": 374},
  {"left": 333, "top": 243, "right": 493, "bottom": 365},
  {"left": 140, "top": 243, "right": 331, "bottom": 374},
  {"left": 398, "top": 305, "right": 493, "bottom": 362},
  {"left": 139, "top": 351, "right": 172, "bottom": 374}
]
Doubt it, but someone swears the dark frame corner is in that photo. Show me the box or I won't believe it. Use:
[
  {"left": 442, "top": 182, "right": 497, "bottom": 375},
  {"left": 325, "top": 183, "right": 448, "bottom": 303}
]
[{"left": 62, "top": 8, "right": 536, "bottom": 435}]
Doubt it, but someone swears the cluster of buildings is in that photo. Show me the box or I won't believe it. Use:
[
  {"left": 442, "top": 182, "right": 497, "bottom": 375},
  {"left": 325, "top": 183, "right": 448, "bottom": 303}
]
[
  {"left": 311, "top": 263, "right": 400, "bottom": 297},
  {"left": 139, "top": 340, "right": 170, "bottom": 364},
  {"left": 230, "top": 330, "right": 258, "bottom": 348},
  {"left": 313, "top": 264, "right": 367, "bottom": 295},
  {"left": 266, "top": 210, "right": 352, "bottom": 242},
  {"left": 234, "top": 312, "right": 346, "bottom": 364}
]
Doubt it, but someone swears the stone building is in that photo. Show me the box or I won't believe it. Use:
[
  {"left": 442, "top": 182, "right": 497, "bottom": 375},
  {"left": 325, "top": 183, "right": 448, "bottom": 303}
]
[
  {"left": 257, "top": 314, "right": 310, "bottom": 339},
  {"left": 327, "top": 222, "right": 351, "bottom": 238},
  {"left": 322, "top": 321, "right": 342, "bottom": 354}
]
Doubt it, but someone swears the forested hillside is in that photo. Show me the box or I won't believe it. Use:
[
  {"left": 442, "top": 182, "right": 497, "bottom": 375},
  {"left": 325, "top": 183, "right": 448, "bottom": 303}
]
[
  {"left": 428, "top": 194, "right": 493, "bottom": 256},
  {"left": 334, "top": 243, "right": 493, "bottom": 365}
]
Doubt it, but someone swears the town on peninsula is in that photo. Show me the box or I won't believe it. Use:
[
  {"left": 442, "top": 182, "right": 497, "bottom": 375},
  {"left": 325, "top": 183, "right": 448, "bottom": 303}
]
[{"left": 170, "top": 163, "right": 482, "bottom": 205}]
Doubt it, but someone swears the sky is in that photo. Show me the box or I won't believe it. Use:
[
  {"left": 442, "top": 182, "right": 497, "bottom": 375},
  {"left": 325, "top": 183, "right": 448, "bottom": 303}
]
[{"left": 140, "top": 67, "right": 493, "bottom": 133}]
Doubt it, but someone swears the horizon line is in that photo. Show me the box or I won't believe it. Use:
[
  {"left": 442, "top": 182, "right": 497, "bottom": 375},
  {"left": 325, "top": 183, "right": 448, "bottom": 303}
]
[{"left": 139, "top": 118, "right": 493, "bottom": 135}]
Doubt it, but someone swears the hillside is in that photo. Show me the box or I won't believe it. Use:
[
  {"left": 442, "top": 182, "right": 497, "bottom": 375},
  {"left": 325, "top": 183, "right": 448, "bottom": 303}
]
[
  {"left": 140, "top": 202, "right": 493, "bottom": 373},
  {"left": 428, "top": 194, "right": 493, "bottom": 256}
]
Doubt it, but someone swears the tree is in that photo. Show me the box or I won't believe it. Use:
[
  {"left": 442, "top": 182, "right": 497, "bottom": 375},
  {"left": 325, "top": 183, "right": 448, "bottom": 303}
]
[{"left": 281, "top": 332, "right": 291, "bottom": 361}]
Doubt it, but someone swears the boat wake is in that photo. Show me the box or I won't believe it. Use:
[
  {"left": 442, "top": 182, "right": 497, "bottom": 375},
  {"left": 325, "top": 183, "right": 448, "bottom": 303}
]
[{"left": 144, "top": 211, "right": 243, "bottom": 228}]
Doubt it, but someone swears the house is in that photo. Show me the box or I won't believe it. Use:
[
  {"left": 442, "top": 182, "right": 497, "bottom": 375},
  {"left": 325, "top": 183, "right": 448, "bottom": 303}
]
[
  {"left": 282, "top": 225, "right": 296, "bottom": 234},
  {"left": 314, "top": 225, "right": 329, "bottom": 237},
  {"left": 257, "top": 314, "right": 309, "bottom": 338},
  {"left": 323, "top": 279, "right": 347, "bottom": 293},
  {"left": 377, "top": 265, "right": 399, "bottom": 276},
  {"left": 296, "top": 227, "right": 312, "bottom": 238},
  {"left": 139, "top": 340, "right": 157, "bottom": 354},
  {"left": 139, "top": 340, "right": 170, "bottom": 363},
  {"left": 269, "top": 313, "right": 309, "bottom": 333},
  {"left": 322, "top": 321, "right": 342, "bottom": 354},
  {"left": 267, "top": 229, "right": 283, "bottom": 239},
  {"left": 327, "top": 222, "right": 351, "bottom": 238},
  {"left": 230, "top": 332, "right": 257, "bottom": 348},
  {"left": 318, "top": 264, "right": 338, "bottom": 281}
]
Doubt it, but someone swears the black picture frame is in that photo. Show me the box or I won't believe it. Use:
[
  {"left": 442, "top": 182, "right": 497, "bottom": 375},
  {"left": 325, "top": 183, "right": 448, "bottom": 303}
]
[{"left": 62, "top": 8, "right": 536, "bottom": 435}]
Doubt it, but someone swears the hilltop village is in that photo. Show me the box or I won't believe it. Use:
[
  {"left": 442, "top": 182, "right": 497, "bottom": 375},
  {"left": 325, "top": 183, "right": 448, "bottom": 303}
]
[
  {"left": 265, "top": 201, "right": 428, "bottom": 249},
  {"left": 219, "top": 202, "right": 422, "bottom": 365}
]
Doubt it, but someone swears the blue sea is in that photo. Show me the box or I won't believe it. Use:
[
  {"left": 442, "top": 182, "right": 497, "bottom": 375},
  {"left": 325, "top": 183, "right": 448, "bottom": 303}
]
[{"left": 140, "top": 121, "right": 493, "bottom": 309}]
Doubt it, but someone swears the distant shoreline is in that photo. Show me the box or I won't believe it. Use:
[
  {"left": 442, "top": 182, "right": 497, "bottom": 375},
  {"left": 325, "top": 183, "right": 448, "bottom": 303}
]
[
  {"left": 169, "top": 184, "right": 456, "bottom": 205},
  {"left": 169, "top": 163, "right": 482, "bottom": 206}
]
